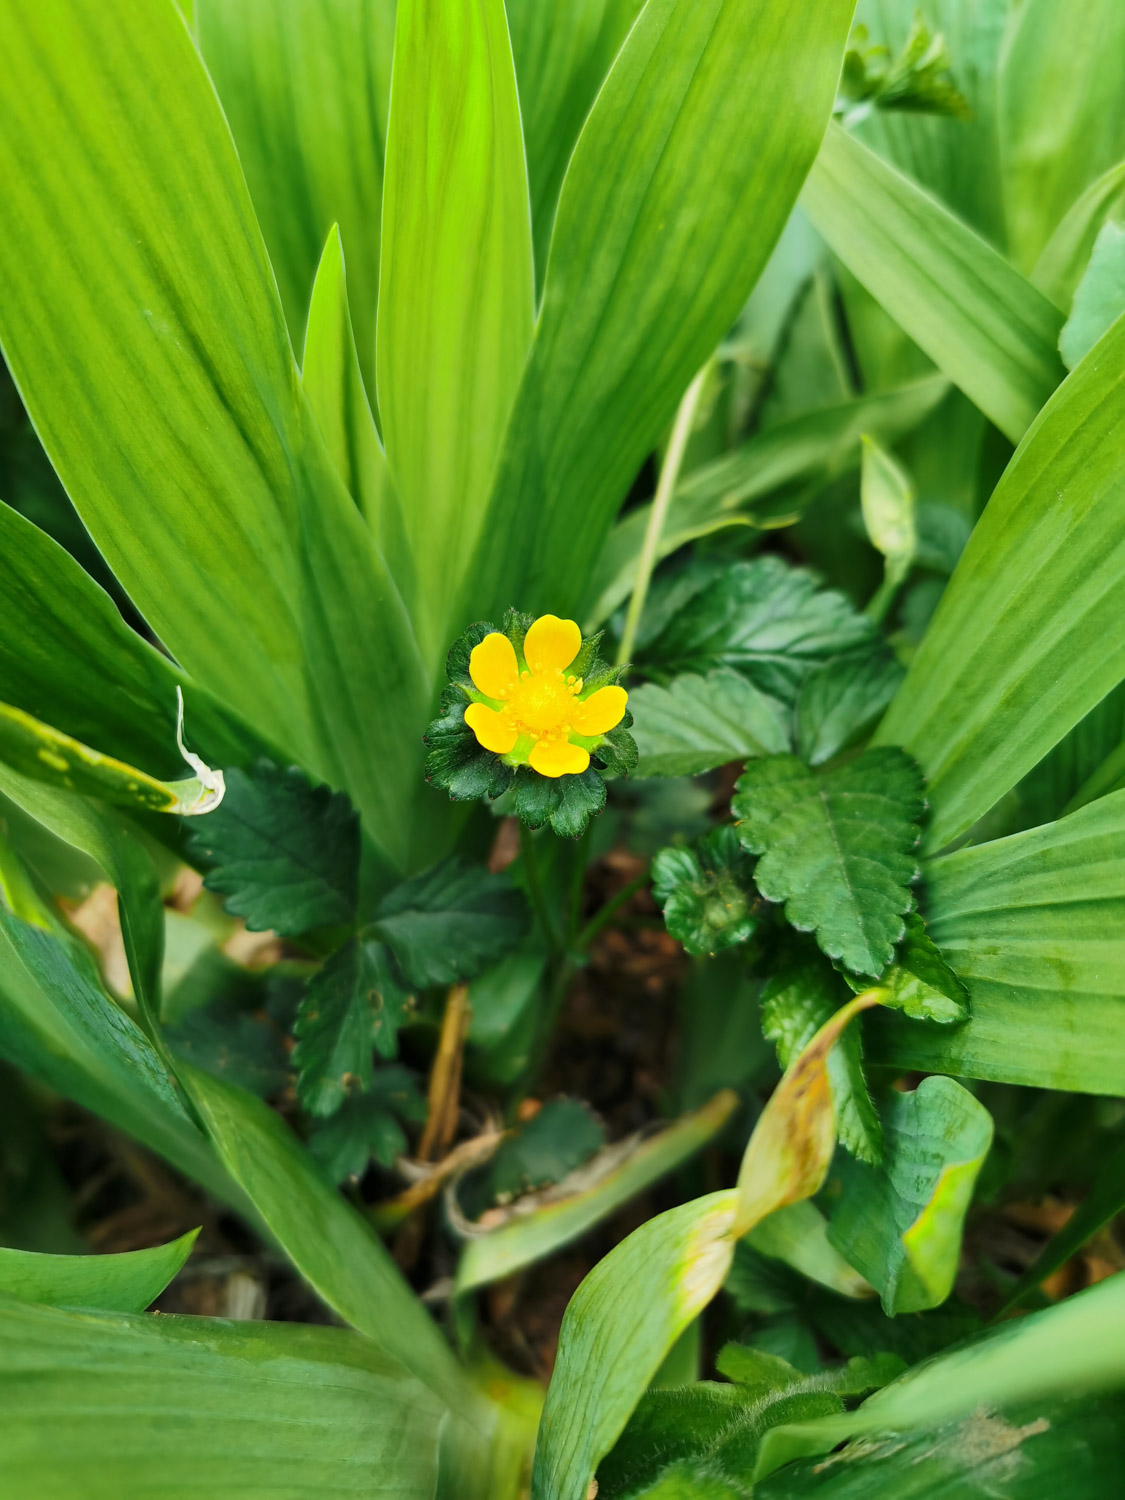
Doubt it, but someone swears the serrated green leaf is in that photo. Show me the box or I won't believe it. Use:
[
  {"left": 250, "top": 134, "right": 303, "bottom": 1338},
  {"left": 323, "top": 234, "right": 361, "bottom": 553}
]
[
  {"left": 876, "top": 313, "right": 1125, "bottom": 854},
  {"left": 166, "top": 995, "right": 290, "bottom": 1100},
  {"left": 513, "top": 766, "right": 608, "bottom": 840},
  {"left": 371, "top": 857, "right": 529, "bottom": 987},
  {"left": 842, "top": 912, "right": 968, "bottom": 1025},
  {"left": 734, "top": 750, "right": 924, "bottom": 976},
  {"left": 293, "top": 939, "right": 413, "bottom": 1116},
  {"left": 795, "top": 651, "right": 904, "bottom": 767},
  {"left": 804, "top": 123, "right": 1064, "bottom": 443},
  {"left": 0, "top": 1231, "right": 197, "bottom": 1315},
  {"left": 652, "top": 827, "right": 759, "bottom": 957},
  {"left": 1059, "top": 220, "right": 1125, "bottom": 369},
  {"left": 637, "top": 559, "right": 876, "bottom": 705},
  {"left": 189, "top": 762, "right": 360, "bottom": 937},
  {"left": 307, "top": 1068, "right": 428, "bottom": 1183},
  {"left": 826, "top": 1076, "right": 993, "bottom": 1316},
  {"left": 631, "top": 672, "right": 790, "bottom": 779},
  {"left": 760, "top": 947, "right": 883, "bottom": 1164},
  {"left": 378, "top": 0, "right": 534, "bottom": 662},
  {"left": 478, "top": 1098, "right": 606, "bottom": 1206}
]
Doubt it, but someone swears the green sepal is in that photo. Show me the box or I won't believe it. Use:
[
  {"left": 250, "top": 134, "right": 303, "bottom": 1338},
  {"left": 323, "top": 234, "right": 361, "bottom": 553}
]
[{"left": 514, "top": 765, "right": 607, "bottom": 838}]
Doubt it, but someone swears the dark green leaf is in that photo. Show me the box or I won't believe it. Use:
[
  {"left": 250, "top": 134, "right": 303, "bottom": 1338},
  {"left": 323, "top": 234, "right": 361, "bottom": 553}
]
[
  {"left": 166, "top": 995, "right": 289, "bottom": 1099},
  {"left": 637, "top": 559, "right": 876, "bottom": 705},
  {"left": 841, "top": 913, "right": 968, "bottom": 1025},
  {"left": 307, "top": 1069, "right": 427, "bottom": 1183},
  {"left": 825, "top": 1076, "right": 993, "bottom": 1315},
  {"left": 292, "top": 939, "right": 413, "bottom": 1115},
  {"left": 760, "top": 947, "right": 883, "bottom": 1164},
  {"left": 734, "top": 750, "right": 924, "bottom": 976},
  {"left": 596, "top": 1384, "right": 747, "bottom": 1500},
  {"left": 371, "top": 857, "right": 529, "bottom": 987},
  {"left": 652, "top": 827, "right": 760, "bottom": 956},
  {"left": 473, "top": 1098, "right": 606, "bottom": 1210},
  {"left": 423, "top": 687, "right": 516, "bottom": 803},
  {"left": 795, "top": 650, "right": 905, "bottom": 767},
  {"left": 189, "top": 762, "right": 360, "bottom": 936},
  {"left": 513, "top": 766, "right": 608, "bottom": 840},
  {"left": 631, "top": 671, "right": 790, "bottom": 779}
]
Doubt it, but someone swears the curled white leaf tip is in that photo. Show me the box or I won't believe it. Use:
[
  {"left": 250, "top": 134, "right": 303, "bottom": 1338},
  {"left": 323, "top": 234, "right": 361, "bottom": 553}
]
[{"left": 174, "top": 686, "right": 226, "bottom": 815}]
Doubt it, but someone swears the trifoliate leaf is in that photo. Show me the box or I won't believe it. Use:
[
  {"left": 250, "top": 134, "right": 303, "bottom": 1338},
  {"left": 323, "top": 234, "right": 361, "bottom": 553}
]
[
  {"left": 636, "top": 557, "right": 876, "bottom": 704},
  {"left": 841, "top": 912, "right": 969, "bottom": 1024},
  {"left": 371, "top": 857, "right": 529, "bottom": 987},
  {"left": 630, "top": 670, "right": 790, "bottom": 778},
  {"left": 468, "top": 1098, "right": 606, "bottom": 1214},
  {"left": 760, "top": 945, "right": 883, "bottom": 1164},
  {"left": 825, "top": 1076, "right": 993, "bottom": 1315},
  {"left": 795, "top": 648, "right": 904, "bottom": 766},
  {"left": 292, "top": 939, "right": 413, "bottom": 1116},
  {"left": 307, "top": 1068, "right": 427, "bottom": 1183},
  {"left": 513, "top": 765, "right": 607, "bottom": 839},
  {"left": 652, "top": 827, "right": 760, "bottom": 956},
  {"left": 733, "top": 748, "right": 924, "bottom": 975},
  {"left": 187, "top": 761, "right": 359, "bottom": 936}
]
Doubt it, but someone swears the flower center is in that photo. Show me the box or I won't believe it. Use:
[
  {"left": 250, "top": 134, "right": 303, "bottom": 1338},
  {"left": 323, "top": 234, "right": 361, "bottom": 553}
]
[{"left": 508, "top": 669, "right": 580, "bottom": 736}]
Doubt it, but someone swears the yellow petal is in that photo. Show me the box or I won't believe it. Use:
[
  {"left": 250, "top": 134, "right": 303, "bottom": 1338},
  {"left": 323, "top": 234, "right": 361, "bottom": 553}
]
[
  {"left": 524, "top": 614, "right": 582, "bottom": 675},
  {"left": 465, "top": 703, "right": 518, "bottom": 754},
  {"left": 469, "top": 633, "right": 518, "bottom": 699},
  {"left": 570, "top": 685, "right": 628, "bottom": 737},
  {"left": 529, "top": 738, "right": 589, "bottom": 778}
]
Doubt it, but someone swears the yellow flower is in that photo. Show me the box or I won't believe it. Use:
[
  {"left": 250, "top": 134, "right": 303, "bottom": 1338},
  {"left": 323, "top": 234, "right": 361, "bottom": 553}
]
[{"left": 463, "top": 614, "right": 628, "bottom": 778}]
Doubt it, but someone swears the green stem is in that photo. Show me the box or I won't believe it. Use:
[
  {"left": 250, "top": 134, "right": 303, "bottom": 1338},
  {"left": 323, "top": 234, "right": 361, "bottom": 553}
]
[
  {"left": 574, "top": 869, "right": 650, "bottom": 953},
  {"left": 519, "top": 822, "right": 560, "bottom": 953},
  {"left": 616, "top": 363, "right": 710, "bottom": 668}
]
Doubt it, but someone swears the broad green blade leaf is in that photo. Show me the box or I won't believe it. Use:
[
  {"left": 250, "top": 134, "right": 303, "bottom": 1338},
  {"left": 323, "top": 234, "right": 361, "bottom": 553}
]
[
  {"left": 378, "top": 0, "right": 534, "bottom": 663},
  {"left": 0, "top": 906, "right": 239, "bottom": 1213},
  {"left": 653, "top": 827, "right": 759, "bottom": 957},
  {"left": 188, "top": 762, "right": 360, "bottom": 937},
  {"left": 293, "top": 939, "right": 413, "bottom": 1114},
  {"left": 760, "top": 950, "right": 882, "bottom": 1164},
  {"left": 826, "top": 1077, "right": 992, "bottom": 1315},
  {"left": 470, "top": 0, "right": 857, "bottom": 627},
  {"left": 456, "top": 1091, "right": 738, "bottom": 1293},
  {"left": 179, "top": 1062, "right": 475, "bottom": 1417},
  {"left": 196, "top": 0, "right": 395, "bottom": 392},
  {"left": 755, "top": 1269, "right": 1125, "bottom": 1480},
  {"left": 1058, "top": 221, "right": 1125, "bottom": 370},
  {"left": 872, "top": 790, "right": 1125, "bottom": 1094},
  {"left": 794, "top": 650, "right": 904, "bottom": 768},
  {"left": 758, "top": 1395, "right": 1125, "bottom": 1498},
  {"left": 0, "top": 1294, "right": 443, "bottom": 1498},
  {"left": 587, "top": 376, "right": 949, "bottom": 627},
  {"left": 1010, "top": 681, "right": 1125, "bottom": 830},
  {"left": 371, "top": 857, "right": 529, "bottom": 988},
  {"left": 804, "top": 123, "right": 1064, "bottom": 443},
  {"left": 303, "top": 226, "right": 393, "bottom": 533},
  {"left": 0, "top": 766, "right": 166, "bottom": 1025},
  {"left": 631, "top": 671, "right": 790, "bottom": 779},
  {"left": 0, "top": 501, "right": 268, "bottom": 782},
  {"left": 0, "top": 0, "right": 429, "bottom": 872},
  {"left": 636, "top": 557, "right": 876, "bottom": 704},
  {"left": 0, "top": 700, "right": 222, "bottom": 818},
  {"left": 0, "top": 1231, "right": 197, "bottom": 1314},
  {"left": 1032, "top": 160, "right": 1125, "bottom": 311},
  {"left": 997, "top": 0, "right": 1125, "bottom": 271},
  {"left": 875, "top": 313, "right": 1125, "bottom": 853},
  {"left": 506, "top": 0, "right": 643, "bottom": 276},
  {"left": 733, "top": 750, "right": 924, "bottom": 977},
  {"left": 531, "top": 1191, "right": 740, "bottom": 1500}
]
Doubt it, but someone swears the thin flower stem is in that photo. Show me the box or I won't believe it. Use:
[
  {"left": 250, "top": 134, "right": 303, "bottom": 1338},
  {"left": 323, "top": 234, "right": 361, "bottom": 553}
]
[
  {"left": 574, "top": 869, "right": 650, "bottom": 953},
  {"left": 616, "top": 362, "right": 710, "bottom": 668},
  {"left": 520, "top": 820, "right": 561, "bottom": 953}
]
